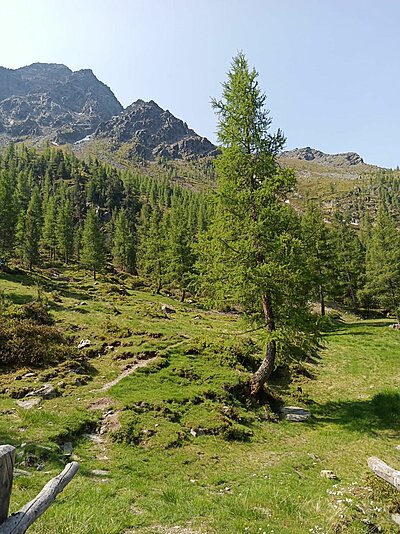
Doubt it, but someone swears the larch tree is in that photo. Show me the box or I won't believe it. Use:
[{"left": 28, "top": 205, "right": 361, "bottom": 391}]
[
  {"left": 56, "top": 198, "right": 74, "bottom": 263},
  {"left": 0, "top": 169, "right": 16, "bottom": 258},
  {"left": 81, "top": 209, "right": 105, "bottom": 280},
  {"left": 138, "top": 204, "right": 166, "bottom": 293},
  {"left": 301, "top": 203, "right": 334, "bottom": 316},
  {"left": 20, "top": 186, "right": 42, "bottom": 270},
  {"left": 362, "top": 204, "right": 400, "bottom": 322},
  {"left": 42, "top": 196, "right": 58, "bottom": 260},
  {"left": 197, "top": 52, "right": 320, "bottom": 395},
  {"left": 112, "top": 208, "right": 136, "bottom": 273},
  {"left": 167, "top": 194, "right": 195, "bottom": 301}
]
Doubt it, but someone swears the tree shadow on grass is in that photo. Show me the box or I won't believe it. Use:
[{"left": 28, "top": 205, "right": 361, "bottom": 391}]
[
  {"left": 310, "top": 390, "right": 400, "bottom": 436},
  {"left": 3, "top": 292, "right": 33, "bottom": 305},
  {"left": 322, "top": 320, "right": 391, "bottom": 339}
]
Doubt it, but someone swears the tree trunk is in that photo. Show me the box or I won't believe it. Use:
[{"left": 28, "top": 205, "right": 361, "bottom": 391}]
[
  {"left": 93, "top": 266, "right": 96, "bottom": 280},
  {"left": 249, "top": 294, "right": 276, "bottom": 395},
  {"left": 180, "top": 289, "right": 186, "bottom": 303},
  {"left": 389, "top": 280, "right": 400, "bottom": 324},
  {"left": 319, "top": 284, "right": 325, "bottom": 316},
  {"left": 156, "top": 261, "right": 162, "bottom": 294}
]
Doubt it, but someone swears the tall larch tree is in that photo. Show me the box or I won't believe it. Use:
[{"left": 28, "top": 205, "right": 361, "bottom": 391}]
[
  {"left": 21, "top": 186, "right": 42, "bottom": 270},
  {"left": 197, "top": 53, "right": 320, "bottom": 395},
  {"left": 363, "top": 204, "right": 400, "bottom": 322},
  {"left": 81, "top": 209, "right": 105, "bottom": 280},
  {"left": 112, "top": 209, "right": 136, "bottom": 273}
]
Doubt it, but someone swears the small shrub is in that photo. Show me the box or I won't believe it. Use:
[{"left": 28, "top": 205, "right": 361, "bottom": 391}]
[
  {"left": 0, "top": 318, "right": 80, "bottom": 368},
  {"left": 4, "top": 301, "right": 53, "bottom": 325}
]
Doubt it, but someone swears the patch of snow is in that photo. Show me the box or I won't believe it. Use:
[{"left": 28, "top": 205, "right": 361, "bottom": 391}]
[{"left": 74, "top": 135, "right": 92, "bottom": 144}]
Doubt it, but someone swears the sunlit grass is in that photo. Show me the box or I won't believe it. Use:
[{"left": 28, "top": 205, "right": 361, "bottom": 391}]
[{"left": 0, "top": 267, "right": 399, "bottom": 532}]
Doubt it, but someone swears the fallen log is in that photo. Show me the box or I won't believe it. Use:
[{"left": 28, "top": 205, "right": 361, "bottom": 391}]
[
  {"left": 0, "top": 446, "right": 16, "bottom": 524},
  {"left": 0, "top": 461, "right": 79, "bottom": 533},
  {"left": 367, "top": 456, "right": 400, "bottom": 490}
]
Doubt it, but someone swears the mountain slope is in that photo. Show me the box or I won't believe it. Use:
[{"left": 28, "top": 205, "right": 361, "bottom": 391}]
[
  {"left": 0, "top": 63, "right": 123, "bottom": 143},
  {"left": 93, "top": 99, "right": 218, "bottom": 160}
]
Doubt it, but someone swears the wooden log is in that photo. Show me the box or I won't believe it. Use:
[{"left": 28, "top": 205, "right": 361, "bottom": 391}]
[
  {"left": 368, "top": 456, "right": 400, "bottom": 490},
  {"left": 0, "top": 461, "right": 79, "bottom": 534},
  {"left": 0, "top": 445, "right": 16, "bottom": 525}
]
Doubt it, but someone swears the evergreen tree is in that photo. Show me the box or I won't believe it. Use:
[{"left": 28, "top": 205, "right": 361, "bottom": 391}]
[
  {"left": 42, "top": 196, "right": 58, "bottom": 260},
  {"left": 112, "top": 209, "right": 136, "bottom": 273},
  {"left": 20, "top": 186, "right": 42, "bottom": 269},
  {"left": 301, "top": 203, "right": 334, "bottom": 315},
  {"left": 138, "top": 205, "right": 166, "bottom": 293},
  {"left": 167, "top": 195, "right": 195, "bottom": 301},
  {"left": 197, "top": 53, "right": 320, "bottom": 395},
  {"left": 362, "top": 204, "right": 400, "bottom": 321},
  {"left": 331, "top": 211, "right": 365, "bottom": 308},
  {"left": 81, "top": 209, "right": 105, "bottom": 279},
  {"left": 56, "top": 198, "right": 74, "bottom": 263},
  {"left": 0, "top": 169, "right": 16, "bottom": 257}
]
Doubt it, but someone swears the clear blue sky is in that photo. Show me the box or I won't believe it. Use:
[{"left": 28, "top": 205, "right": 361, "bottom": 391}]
[{"left": 1, "top": 0, "right": 400, "bottom": 167}]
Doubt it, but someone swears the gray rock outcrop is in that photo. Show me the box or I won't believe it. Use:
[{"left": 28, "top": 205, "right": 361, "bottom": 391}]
[
  {"left": 282, "top": 146, "right": 364, "bottom": 166},
  {"left": 94, "top": 99, "right": 218, "bottom": 160},
  {"left": 0, "top": 63, "right": 123, "bottom": 143}
]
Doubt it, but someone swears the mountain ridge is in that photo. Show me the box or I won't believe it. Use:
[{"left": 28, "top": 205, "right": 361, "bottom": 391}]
[
  {"left": 0, "top": 62, "right": 218, "bottom": 160},
  {"left": 281, "top": 146, "right": 365, "bottom": 167}
]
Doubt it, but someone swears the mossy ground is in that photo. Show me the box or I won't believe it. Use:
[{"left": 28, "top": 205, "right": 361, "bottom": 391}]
[{"left": 0, "top": 266, "right": 399, "bottom": 533}]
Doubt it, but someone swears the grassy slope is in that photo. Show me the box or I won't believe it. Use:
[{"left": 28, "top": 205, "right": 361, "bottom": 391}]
[{"left": 0, "top": 268, "right": 399, "bottom": 533}]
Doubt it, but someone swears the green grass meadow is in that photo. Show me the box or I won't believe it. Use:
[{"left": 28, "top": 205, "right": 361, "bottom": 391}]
[{"left": 0, "top": 268, "right": 399, "bottom": 533}]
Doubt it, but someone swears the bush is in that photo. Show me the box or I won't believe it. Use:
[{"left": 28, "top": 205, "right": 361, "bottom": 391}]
[{"left": 0, "top": 318, "right": 80, "bottom": 368}]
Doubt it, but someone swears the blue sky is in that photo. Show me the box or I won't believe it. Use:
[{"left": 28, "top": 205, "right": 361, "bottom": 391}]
[{"left": 1, "top": 0, "right": 400, "bottom": 167}]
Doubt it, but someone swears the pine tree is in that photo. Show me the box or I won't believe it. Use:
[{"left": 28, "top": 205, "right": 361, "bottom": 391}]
[
  {"left": 42, "top": 197, "right": 58, "bottom": 260},
  {"left": 138, "top": 205, "right": 166, "bottom": 293},
  {"left": 331, "top": 211, "right": 365, "bottom": 308},
  {"left": 112, "top": 209, "right": 136, "bottom": 273},
  {"left": 301, "top": 203, "right": 334, "bottom": 315},
  {"left": 20, "top": 186, "right": 42, "bottom": 270},
  {"left": 0, "top": 169, "right": 17, "bottom": 258},
  {"left": 197, "top": 53, "right": 320, "bottom": 395},
  {"left": 56, "top": 198, "right": 74, "bottom": 263},
  {"left": 167, "top": 194, "right": 194, "bottom": 301},
  {"left": 362, "top": 204, "right": 400, "bottom": 321},
  {"left": 81, "top": 209, "right": 105, "bottom": 279}
]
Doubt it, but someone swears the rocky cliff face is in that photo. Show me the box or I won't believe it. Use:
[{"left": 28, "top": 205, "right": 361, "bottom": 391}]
[
  {"left": 94, "top": 99, "right": 218, "bottom": 160},
  {"left": 0, "top": 63, "right": 216, "bottom": 160},
  {"left": 0, "top": 63, "right": 123, "bottom": 143},
  {"left": 282, "top": 146, "right": 364, "bottom": 166}
]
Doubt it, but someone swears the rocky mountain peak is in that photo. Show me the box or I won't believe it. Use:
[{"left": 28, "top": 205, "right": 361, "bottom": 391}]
[
  {"left": 0, "top": 62, "right": 123, "bottom": 143},
  {"left": 94, "top": 99, "right": 217, "bottom": 160},
  {"left": 282, "top": 147, "right": 364, "bottom": 166}
]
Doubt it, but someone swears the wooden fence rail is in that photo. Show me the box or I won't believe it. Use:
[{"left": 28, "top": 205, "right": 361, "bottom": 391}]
[{"left": 0, "top": 445, "right": 79, "bottom": 533}]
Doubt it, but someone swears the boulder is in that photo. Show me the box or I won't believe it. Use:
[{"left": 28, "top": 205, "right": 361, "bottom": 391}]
[
  {"left": 280, "top": 406, "right": 311, "bottom": 422},
  {"left": 26, "top": 383, "right": 59, "bottom": 399},
  {"left": 320, "top": 470, "right": 338, "bottom": 480},
  {"left": 161, "top": 304, "right": 176, "bottom": 315},
  {"left": 16, "top": 397, "right": 41, "bottom": 409},
  {"left": 78, "top": 339, "right": 91, "bottom": 349}
]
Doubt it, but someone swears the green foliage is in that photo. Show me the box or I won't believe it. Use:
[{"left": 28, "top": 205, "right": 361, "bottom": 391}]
[
  {"left": 81, "top": 209, "right": 105, "bottom": 279},
  {"left": 0, "top": 168, "right": 16, "bottom": 257},
  {"left": 16, "top": 185, "right": 42, "bottom": 269},
  {"left": 197, "top": 53, "right": 320, "bottom": 391},
  {"left": 111, "top": 208, "right": 136, "bottom": 273},
  {"left": 0, "top": 317, "right": 78, "bottom": 368},
  {"left": 301, "top": 202, "right": 335, "bottom": 314},
  {"left": 362, "top": 204, "right": 400, "bottom": 320},
  {"left": 56, "top": 196, "right": 74, "bottom": 263}
]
